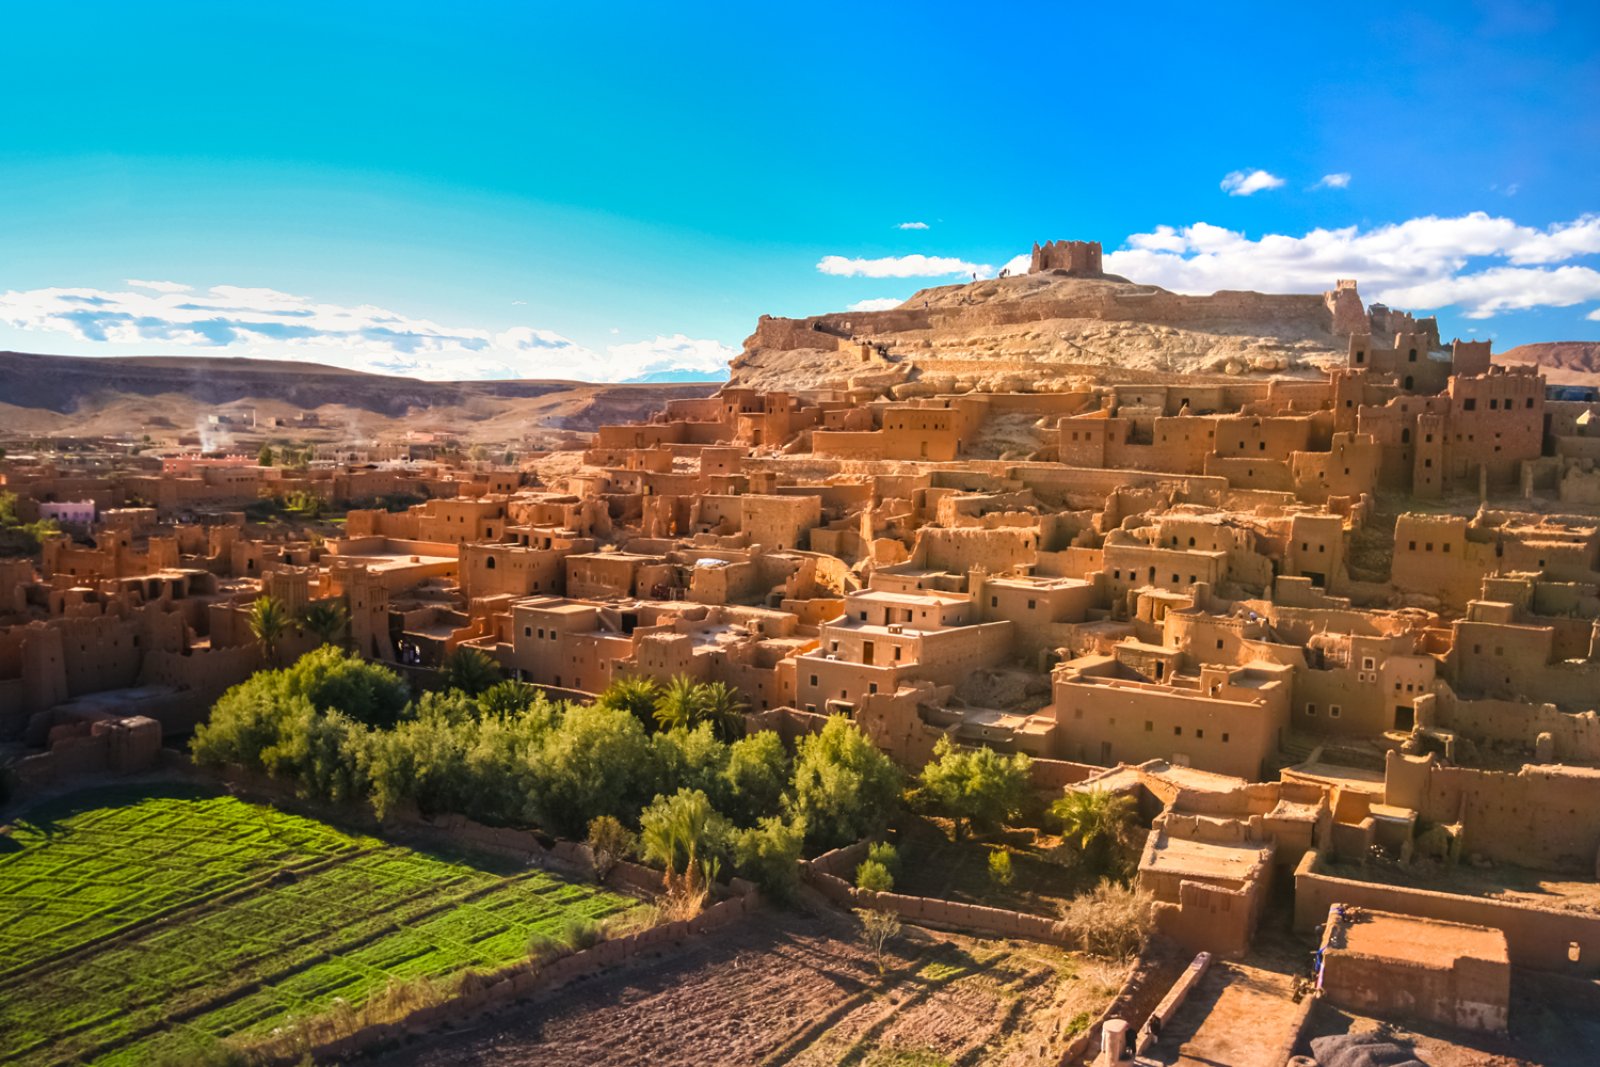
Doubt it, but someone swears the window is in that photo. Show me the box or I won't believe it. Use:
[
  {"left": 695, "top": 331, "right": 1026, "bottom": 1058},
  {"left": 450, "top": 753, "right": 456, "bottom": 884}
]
[
  {"left": 1362, "top": 656, "right": 1376, "bottom": 670},
  {"left": 1196, "top": 729, "right": 1204, "bottom": 739},
  {"left": 868, "top": 683, "right": 878, "bottom": 694},
  {"left": 1464, "top": 398, "right": 1476, "bottom": 411},
  {"left": 1307, "top": 703, "right": 1318, "bottom": 716},
  {"left": 524, "top": 626, "right": 532, "bottom": 637},
  {"left": 1330, "top": 705, "right": 1342, "bottom": 718},
  {"left": 1145, "top": 721, "right": 1153, "bottom": 732},
  {"left": 1222, "top": 732, "right": 1230, "bottom": 743},
  {"left": 990, "top": 596, "right": 998, "bottom": 607},
  {"left": 1217, "top": 639, "right": 1225, "bottom": 649},
  {"left": 809, "top": 674, "right": 818, "bottom": 686},
  {"left": 1027, "top": 599, "right": 1037, "bottom": 610},
  {"left": 1173, "top": 726, "right": 1182, "bottom": 736},
  {"left": 1409, "top": 348, "right": 1418, "bottom": 361}
]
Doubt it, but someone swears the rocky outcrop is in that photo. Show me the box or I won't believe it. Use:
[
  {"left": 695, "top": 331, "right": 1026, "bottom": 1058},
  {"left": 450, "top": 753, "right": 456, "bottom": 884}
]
[{"left": 727, "top": 273, "right": 1396, "bottom": 394}]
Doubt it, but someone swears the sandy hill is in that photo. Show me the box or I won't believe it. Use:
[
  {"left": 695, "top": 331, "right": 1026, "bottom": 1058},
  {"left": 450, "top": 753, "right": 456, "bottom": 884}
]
[
  {"left": 1495, "top": 342, "right": 1600, "bottom": 386},
  {"left": 727, "top": 271, "right": 1372, "bottom": 394},
  {"left": 0, "top": 351, "right": 719, "bottom": 447}
]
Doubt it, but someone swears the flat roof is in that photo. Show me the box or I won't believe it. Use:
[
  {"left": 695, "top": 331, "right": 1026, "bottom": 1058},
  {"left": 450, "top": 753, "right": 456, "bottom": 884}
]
[
  {"left": 1143, "top": 832, "right": 1270, "bottom": 884},
  {"left": 1336, "top": 910, "right": 1508, "bottom": 968}
]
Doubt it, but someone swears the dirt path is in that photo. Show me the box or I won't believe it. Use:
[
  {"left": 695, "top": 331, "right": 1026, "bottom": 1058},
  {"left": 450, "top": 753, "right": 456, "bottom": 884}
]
[{"left": 377, "top": 909, "right": 1128, "bottom": 1067}]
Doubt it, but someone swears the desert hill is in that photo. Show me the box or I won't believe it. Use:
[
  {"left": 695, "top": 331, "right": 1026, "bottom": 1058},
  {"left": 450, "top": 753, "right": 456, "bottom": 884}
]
[
  {"left": 1495, "top": 341, "right": 1600, "bottom": 386},
  {"left": 0, "top": 351, "right": 719, "bottom": 448},
  {"left": 727, "top": 270, "right": 1389, "bottom": 394}
]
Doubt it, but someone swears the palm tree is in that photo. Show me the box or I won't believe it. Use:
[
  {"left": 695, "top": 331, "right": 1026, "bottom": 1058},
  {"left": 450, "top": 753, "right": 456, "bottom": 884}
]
[
  {"left": 1051, "top": 788, "right": 1138, "bottom": 876},
  {"left": 247, "top": 595, "right": 291, "bottom": 667},
  {"left": 299, "top": 599, "right": 349, "bottom": 649},
  {"left": 442, "top": 646, "right": 503, "bottom": 696},
  {"left": 653, "top": 675, "right": 703, "bottom": 733},
  {"left": 598, "top": 676, "right": 663, "bottom": 732},
  {"left": 696, "top": 681, "right": 747, "bottom": 741}
]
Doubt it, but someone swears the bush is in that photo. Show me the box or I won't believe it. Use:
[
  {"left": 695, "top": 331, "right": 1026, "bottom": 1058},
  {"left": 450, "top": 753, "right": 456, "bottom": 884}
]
[
  {"left": 855, "top": 858, "right": 894, "bottom": 893},
  {"left": 864, "top": 840, "right": 900, "bottom": 878},
  {"left": 1058, "top": 880, "right": 1154, "bottom": 958},
  {"left": 732, "top": 815, "right": 806, "bottom": 903},
  {"left": 988, "top": 848, "right": 1014, "bottom": 887},
  {"left": 557, "top": 915, "right": 604, "bottom": 951},
  {"left": 586, "top": 814, "right": 636, "bottom": 882}
]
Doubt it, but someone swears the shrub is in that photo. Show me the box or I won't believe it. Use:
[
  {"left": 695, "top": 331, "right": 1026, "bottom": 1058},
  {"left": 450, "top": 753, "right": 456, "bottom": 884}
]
[
  {"left": 864, "top": 840, "right": 900, "bottom": 878},
  {"left": 855, "top": 858, "right": 894, "bottom": 893},
  {"left": 732, "top": 815, "right": 806, "bottom": 903},
  {"left": 855, "top": 907, "right": 902, "bottom": 975},
  {"left": 1058, "top": 880, "right": 1154, "bottom": 958},
  {"left": 722, "top": 730, "right": 791, "bottom": 825},
  {"left": 988, "top": 848, "right": 1014, "bottom": 887},
  {"left": 557, "top": 915, "right": 604, "bottom": 951},
  {"left": 586, "top": 814, "right": 636, "bottom": 882}
]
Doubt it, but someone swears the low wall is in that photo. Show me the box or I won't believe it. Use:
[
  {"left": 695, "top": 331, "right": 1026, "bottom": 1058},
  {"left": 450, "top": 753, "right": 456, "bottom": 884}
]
[
  {"left": 804, "top": 842, "right": 1069, "bottom": 946},
  {"left": 1294, "top": 850, "right": 1600, "bottom": 974}
]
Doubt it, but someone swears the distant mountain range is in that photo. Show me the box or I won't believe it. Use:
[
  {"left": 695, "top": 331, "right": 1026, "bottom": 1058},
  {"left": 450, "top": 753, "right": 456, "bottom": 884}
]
[{"left": 0, "top": 350, "right": 720, "bottom": 447}]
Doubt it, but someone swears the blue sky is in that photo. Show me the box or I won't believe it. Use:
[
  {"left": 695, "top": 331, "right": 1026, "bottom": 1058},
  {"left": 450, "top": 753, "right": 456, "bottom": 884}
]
[{"left": 1, "top": 1, "right": 1596, "bottom": 381}]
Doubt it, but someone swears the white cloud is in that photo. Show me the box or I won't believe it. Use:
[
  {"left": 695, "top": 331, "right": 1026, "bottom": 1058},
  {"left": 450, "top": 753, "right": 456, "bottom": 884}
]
[
  {"left": 896, "top": 221, "right": 929, "bottom": 230},
  {"left": 1099, "top": 212, "right": 1600, "bottom": 318},
  {"left": 817, "top": 254, "right": 993, "bottom": 278},
  {"left": 847, "top": 297, "right": 904, "bottom": 312},
  {"left": 603, "top": 334, "right": 735, "bottom": 380},
  {"left": 1220, "top": 169, "right": 1286, "bottom": 197},
  {"left": 0, "top": 281, "right": 735, "bottom": 382},
  {"left": 1314, "top": 173, "right": 1352, "bottom": 189},
  {"left": 1586, "top": 308, "right": 1600, "bottom": 321}
]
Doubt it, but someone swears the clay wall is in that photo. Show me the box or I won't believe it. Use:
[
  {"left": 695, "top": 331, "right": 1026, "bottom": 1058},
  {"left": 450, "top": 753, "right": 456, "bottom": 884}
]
[
  {"left": 1294, "top": 850, "right": 1600, "bottom": 973},
  {"left": 1050, "top": 671, "right": 1286, "bottom": 779}
]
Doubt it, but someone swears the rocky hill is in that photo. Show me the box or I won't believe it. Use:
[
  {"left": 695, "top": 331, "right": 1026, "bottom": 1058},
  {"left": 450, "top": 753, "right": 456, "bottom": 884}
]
[
  {"left": 729, "top": 271, "right": 1414, "bottom": 395},
  {"left": 1495, "top": 341, "right": 1600, "bottom": 386},
  {"left": 0, "top": 351, "right": 718, "bottom": 447}
]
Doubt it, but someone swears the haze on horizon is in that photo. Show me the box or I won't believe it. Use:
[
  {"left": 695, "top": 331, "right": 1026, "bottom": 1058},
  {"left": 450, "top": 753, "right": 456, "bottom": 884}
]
[{"left": 1, "top": 1, "right": 1596, "bottom": 383}]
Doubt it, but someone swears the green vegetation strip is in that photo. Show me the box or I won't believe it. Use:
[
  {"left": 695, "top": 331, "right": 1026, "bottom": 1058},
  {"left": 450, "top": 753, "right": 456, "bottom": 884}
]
[{"left": 0, "top": 784, "right": 641, "bottom": 1067}]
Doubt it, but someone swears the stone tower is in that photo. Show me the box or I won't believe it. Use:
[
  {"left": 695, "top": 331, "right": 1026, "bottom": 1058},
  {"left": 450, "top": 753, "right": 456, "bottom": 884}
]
[{"left": 1029, "top": 240, "right": 1103, "bottom": 276}]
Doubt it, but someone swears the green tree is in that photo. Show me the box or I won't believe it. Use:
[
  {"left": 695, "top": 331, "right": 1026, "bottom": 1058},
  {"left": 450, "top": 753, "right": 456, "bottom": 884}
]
[
  {"left": 696, "top": 680, "right": 747, "bottom": 741},
  {"left": 258, "top": 444, "right": 274, "bottom": 466},
  {"left": 651, "top": 723, "right": 730, "bottom": 803},
  {"left": 442, "top": 646, "right": 503, "bottom": 696},
  {"left": 918, "top": 735, "right": 1032, "bottom": 840},
  {"left": 652, "top": 674, "right": 703, "bottom": 733},
  {"left": 527, "top": 702, "right": 655, "bottom": 837},
  {"left": 597, "top": 676, "right": 663, "bottom": 733},
  {"left": 732, "top": 815, "right": 806, "bottom": 903},
  {"left": 298, "top": 600, "right": 349, "bottom": 649},
  {"left": 639, "top": 787, "right": 731, "bottom": 900},
  {"left": 1051, "top": 788, "right": 1139, "bottom": 877},
  {"left": 476, "top": 679, "right": 537, "bottom": 718},
  {"left": 788, "top": 715, "right": 903, "bottom": 850},
  {"left": 247, "top": 595, "right": 292, "bottom": 667},
  {"left": 722, "top": 731, "right": 790, "bottom": 826},
  {"left": 282, "top": 645, "right": 411, "bottom": 728}
]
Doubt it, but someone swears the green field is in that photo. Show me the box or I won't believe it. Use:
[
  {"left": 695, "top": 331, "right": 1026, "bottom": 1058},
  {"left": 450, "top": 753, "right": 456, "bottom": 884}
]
[{"left": 0, "top": 783, "right": 643, "bottom": 1066}]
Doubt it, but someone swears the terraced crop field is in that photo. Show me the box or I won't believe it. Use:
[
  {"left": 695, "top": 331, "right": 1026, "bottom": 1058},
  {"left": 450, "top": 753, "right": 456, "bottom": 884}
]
[{"left": 0, "top": 783, "right": 643, "bottom": 1066}]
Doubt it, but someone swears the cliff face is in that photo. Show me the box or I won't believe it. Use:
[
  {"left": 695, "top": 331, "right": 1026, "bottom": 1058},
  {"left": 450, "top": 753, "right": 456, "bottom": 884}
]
[{"left": 728, "top": 273, "right": 1396, "bottom": 394}]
